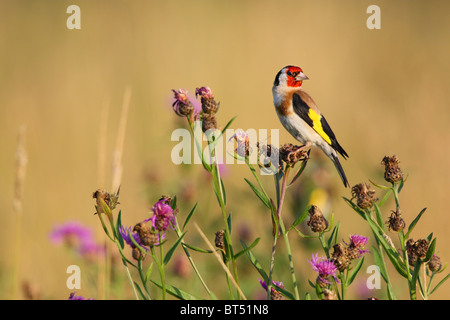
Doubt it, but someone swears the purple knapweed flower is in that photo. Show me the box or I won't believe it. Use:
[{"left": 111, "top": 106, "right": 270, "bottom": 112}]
[
  {"left": 68, "top": 292, "right": 94, "bottom": 300},
  {"left": 346, "top": 234, "right": 370, "bottom": 257},
  {"left": 195, "top": 86, "right": 214, "bottom": 99},
  {"left": 258, "top": 279, "right": 284, "bottom": 292},
  {"left": 150, "top": 199, "right": 177, "bottom": 232},
  {"left": 119, "top": 225, "right": 147, "bottom": 249},
  {"left": 308, "top": 253, "right": 340, "bottom": 284},
  {"left": 49, "top": 221, "right": 103, "bottom": 258}
]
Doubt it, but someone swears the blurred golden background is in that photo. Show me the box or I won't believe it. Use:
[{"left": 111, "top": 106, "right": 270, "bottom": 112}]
[{"left": 0, "top": 0, "right": 449, "bottom": 299}]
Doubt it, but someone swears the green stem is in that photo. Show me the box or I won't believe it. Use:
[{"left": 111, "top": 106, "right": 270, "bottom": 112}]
[
  {"left": 137, "top": 259, "right": 152, "bottom": 300},
  {"left": 122, "top": 257, "right": 139, "bottom": 300},
  {"left": 270, "top": 166, "right": 300, "bottom": 300},
  {"left": 159, "top": 232, "right": 166, "bottom": 300}
]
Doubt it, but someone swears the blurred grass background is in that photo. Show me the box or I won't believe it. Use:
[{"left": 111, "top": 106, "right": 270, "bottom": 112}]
[{"left": 0, "top": 0, "right": 449, "bottom": 299}]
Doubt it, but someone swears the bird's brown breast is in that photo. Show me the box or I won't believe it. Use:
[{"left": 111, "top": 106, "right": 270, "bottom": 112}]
[{"left": 275, "top": 91, "right": 295, "bottom": 116}]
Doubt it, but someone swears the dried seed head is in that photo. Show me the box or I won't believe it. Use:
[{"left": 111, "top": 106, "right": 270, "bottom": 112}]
[
  {"left": 132, "top": 247, "right": 145, "bottom": 260},
  {"left": 270, "top": 288, "right": 285, "bottom": 300},
  {"left": 93, "top": 189, "right": 111, "bottom": 211},
  {"left": 332, "top": 243, "right": 351, "bottom": 271},
  {"left": 406, "top": 239, "right": 418, "bottom": 266},
  {"left": 415, "top": 239, "right": 429, "bottom": 259},
  {"left": 428, "top": 254, "right": 442, "bottom": 272},
  {"left": 381, "top": 155, "right": 403, "bottom": 184},
  {"left": 279, "top": 143, "right": 308, "bottom": 167},
  {"left": 133, "top": 221, "right": 158, "bottom": 247},
  {"left": 215, "top": 230, "right": 225, "bottom": 250},
  {"left": 406, "top": 238, "right": 429, "bottom": 266},
  {"left": 307, "top": 205, "right": 329, "bottom": 233},
  {"left": 201, "top": 113, "right": 217, "bottom": 132},
  {"left": 386, "top": 209, "right": 406, "bottom": 232},
  {"left": 196, "top": 87, "right": 220, "bottom": 115},
  {"left": 351, "top": 183, "right": 376, "bottom": 209}
]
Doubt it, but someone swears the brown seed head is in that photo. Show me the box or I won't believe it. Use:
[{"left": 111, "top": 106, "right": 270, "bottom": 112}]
[
  {"left": 351, "top": 183, "right": 376, "bottom": 209},
  {"left": 386, "top": 209, "right": 406, "bottom": 232},
  {"left": 279, "top": 143, "right": 308, "bottom": 167},
  {"left": 215, "top": 230, "right": 225, "bottom": 250},
  {"left": 307, "top": 205, "right": 329, "bottom": 233},
  {"left": 332, "top": 243, "right": 351, "bottom": 271},
  {"left": 381, "top": 155, "right": 403, "bottom": 184},
  {"left": 428, "top": 254, "right": 442, "bottom": 272}
]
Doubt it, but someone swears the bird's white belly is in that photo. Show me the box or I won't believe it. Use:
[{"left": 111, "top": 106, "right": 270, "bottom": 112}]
[{"left": 277, "top": 114, "right": 324, "bottom": 147}]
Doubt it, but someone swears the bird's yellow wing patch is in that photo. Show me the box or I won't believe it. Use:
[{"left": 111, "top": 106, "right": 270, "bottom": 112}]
[{"left": 308, "top": 109, "right": 332, "bottom": 145}]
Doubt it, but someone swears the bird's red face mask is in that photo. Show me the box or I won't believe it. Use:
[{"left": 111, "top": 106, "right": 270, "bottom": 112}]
[{"left": 286, "top": 66, "right": 309, "bottom": 88}]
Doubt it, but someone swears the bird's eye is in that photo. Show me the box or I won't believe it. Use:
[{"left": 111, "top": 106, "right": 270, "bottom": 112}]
[{"left": 286, "top": 70, "right": 293, "bottom": 77}]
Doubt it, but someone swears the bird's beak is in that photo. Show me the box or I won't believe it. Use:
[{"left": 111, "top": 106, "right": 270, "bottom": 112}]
[{"left": 296, "top": 72, "right": 309, "bottom": 81}]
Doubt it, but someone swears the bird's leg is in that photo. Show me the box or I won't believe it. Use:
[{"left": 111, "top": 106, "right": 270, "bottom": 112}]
[{"left": 298, "top": 141, "right": 312, "bottom": 151}]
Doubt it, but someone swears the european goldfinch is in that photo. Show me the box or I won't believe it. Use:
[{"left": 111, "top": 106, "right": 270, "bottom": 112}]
[{"left": 272, "top": 65, "right": 349, "bottom": 187}]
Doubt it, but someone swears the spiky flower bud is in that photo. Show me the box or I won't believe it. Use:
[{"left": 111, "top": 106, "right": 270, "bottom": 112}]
[
  {"left": 351, "top": 183, "right": 376, "bottom": 209},
  {"left": 172, "top": 89, "right": 195, "bottom": 117},
  {"left": 386, "top": 209, "right": 406, "bottom": 232},
  {"left": 307, "top": 205, "right": 328, "bottom": 233},
  {"left": 428, "top": 254, "right": 442, "bottom": 272},
  {"left": 381, "top": 155, "right": 403, "bottom": 184},
  {"left": 196, "top": 87, "right": 220, "bottom": 115}
]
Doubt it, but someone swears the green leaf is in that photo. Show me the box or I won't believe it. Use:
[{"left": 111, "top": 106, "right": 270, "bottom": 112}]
[
  {"left": 227, "top": 212, "right": 232, "bottom": 234},
  {"left": 424, "top": 238, "right": 436, "bottom": 263},
  {"left": 378, "top": 188, "right": 393, "bottom": 208},
  {"left": 405, "top": 207, "right": 427, "bottom": 239},
  {"left": 181, "top": 242, "right": 214, "bottom": 254},
  {"left": 164, "top": 232, "right": 186, "bottom": 265},
  {"left": 327, "top": 222, "right": 341, "bottom": 249},
  {"left": 365, "top": 213, "right": 408, "bottom": 278},
  {"left": 242, "top": 240, "right": 269, "bottom": 284},
  {"left": 171, "top": 195, "right": 178, "bottom": 210},
  {"left": 244, "top": 178, "right": 271, "bottom": 209},
  {"left": 208, "top": 116, "right": 237, "bottom": 152},
  {"left": 182, "top": 202, "right": 198, "bottom": 231},
  {"left": 133, "top": 282, "right": 146, "bottom": 300},
  {"left": 429, "top": 273, "right": 450, "bottom": 295},
  {"left": 370, "top": 179, "right": 391, "bottom": 190},
  {"left": 373, "top": 203, "right": 385, "bottom": 232},
  {"left": 150, "top": 280, "right": 202, "bottom": 300},
  {"left": 273, "top": 284, "right": 296, "bottom": 300},
  {"left": 289, "top": 208, "right": 309, "bottom": 231},
  {"left": 372, "top": 246, "right": 389, "bottom": 283},
  {"left": 292, "top": 227, "right": 318, "bottom": 239},
  {"left": 347, "top": 257, "right": 365, "bottom": 286},
  {"left": 342, "top": 197, "right": 366, "bottom": 220},
  {"left": 115, "top": 210, "right": 125, "bottom": 249},
  {"left": 288, "top": 149, "right": 310, "bottom": 186},
  {"left": 234, "top": 238, "right": 260, "bottom": 259},
  {"left": 145, "top": 262, "right": 154, "bottom": 283}
]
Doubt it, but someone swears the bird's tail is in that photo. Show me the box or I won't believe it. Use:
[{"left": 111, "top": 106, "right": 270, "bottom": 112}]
[{"left": 331, "top": 153, "right": 349, "bottom": 188}]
